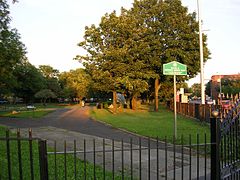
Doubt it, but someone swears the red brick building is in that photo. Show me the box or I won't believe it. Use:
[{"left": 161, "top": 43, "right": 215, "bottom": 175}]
[{"left": 211, "top": 74, "right": 240, "bottom": 100}]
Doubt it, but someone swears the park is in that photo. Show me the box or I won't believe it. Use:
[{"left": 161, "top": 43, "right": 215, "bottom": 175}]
[{"left": 1, "top": 0, "right": 240, "bottom": 179}]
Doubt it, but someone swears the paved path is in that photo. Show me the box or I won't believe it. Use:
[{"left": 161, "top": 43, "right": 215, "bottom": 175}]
[
  {"left": 0, "top": 106, "right": 157, "bottom": 147},
  {"left": 0, "top": 105, "right": 211, "bottom": 179}
]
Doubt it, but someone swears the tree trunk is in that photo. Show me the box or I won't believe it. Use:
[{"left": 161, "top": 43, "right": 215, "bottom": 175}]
[
  {"left": 154, "top": 78, "right": 160, "bottom": 112},
  {"left": 131, "top": 94, "right": 137, "bottom": 110},
  {"left": 113, "top": 90, "right": 117, "bottom": 114}
]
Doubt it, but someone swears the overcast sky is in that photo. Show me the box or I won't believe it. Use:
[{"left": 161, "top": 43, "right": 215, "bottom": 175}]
[{"left": 9, "top": 0, "right": 240, "bottom": 86}]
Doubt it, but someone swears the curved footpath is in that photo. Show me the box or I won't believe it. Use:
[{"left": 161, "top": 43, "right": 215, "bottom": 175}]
[
  {"left": 0, "top": 106, "right": 155, "bottom": 146},
  {"left": 0, "top": 105, "right": 209, "bottom": 179}
]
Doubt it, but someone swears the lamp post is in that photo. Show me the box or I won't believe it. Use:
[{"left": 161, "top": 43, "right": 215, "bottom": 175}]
[{"left": 197, "top": 0, "right": 205, "bottom": 105}]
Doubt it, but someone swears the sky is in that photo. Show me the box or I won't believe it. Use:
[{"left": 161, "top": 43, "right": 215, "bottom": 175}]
[{"left": 9, "top": 0, "right": 240, "bottom": 86}]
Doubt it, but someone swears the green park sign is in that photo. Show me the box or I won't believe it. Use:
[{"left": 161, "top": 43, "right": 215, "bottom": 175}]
[
  {"left": 163, "top": 61, "right": 187, "bottom": 76},
  {"left": 163, "top": 61, "right": 187, "bottom": 138}
]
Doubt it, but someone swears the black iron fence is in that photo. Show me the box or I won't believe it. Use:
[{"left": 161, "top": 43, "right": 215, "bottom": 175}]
[
  {"left": 0, "top": 129, "right": 212, "bottom": 180},
  {"left": 0, "top": 129, "right": 48, "bottom": 180},
  {"left": 211, "top": 99, "right": 240, "bottom": 179}
]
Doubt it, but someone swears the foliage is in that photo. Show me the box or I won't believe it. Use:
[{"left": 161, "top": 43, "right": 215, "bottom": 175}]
[
  {"left": 0, "top": 0, "right": 26, "bottom": 96},
  {"left": 34, "top": 89, "right": 57, "bottom": 104},
  {"left": 59, "top": 68, "right": 92, "bottom": 100},
  {"left": 77, "top": 8, "right": 158, "bottom": 109},
  {"left": 12, "top": 61, "right": 46, "bottom": 103},
  {"left": 205, "top": 80, "right": 212, "bottom": 97},
  {"left": 76, "top": 0, "right": 211, "bottom": 109},
  {"left": 38, "top": 65, "right": 59, "bottom": 79},
  {"left": 221, "top": 78, "right": 240, "bottom": 95},
  {"left": 190, "top": 83, "right": 201, "bottom": 97},
  {"left": 38, "top": 65, "right": 62, "bottom": 96}
]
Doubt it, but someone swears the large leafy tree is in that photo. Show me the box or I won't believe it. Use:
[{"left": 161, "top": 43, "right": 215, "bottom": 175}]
[
  {"left": 38, "top": 65, "right": 61, "bottom": 96},
  {"left": 76, "top": 0, "right": 210, "bottom": 111},
  {"left": 0, "top": 0, "right": 26, "bottom": 96},
  {"left": 13, "top": 60, "right": 46, "bottom": 103},
  {"left": 130, "top": 0, "right": 210, "bottom": 111},
  {"left": 77, "top": 9, "right": 157, "bottom": 111},
  {"left": 59, "top": 68, "right": 92, "bottom": 102},
  {"left": 190, "top": 83, "right": 201, "bottom": 98},
  {"left": 34, "top": 89, "right": 56, "bottom": 105}
]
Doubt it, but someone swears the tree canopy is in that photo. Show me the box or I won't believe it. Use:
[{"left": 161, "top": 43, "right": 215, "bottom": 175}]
[
  {"left": 0, "top": 0, "right": 26, "bottom": 97},
  {"left": 76, "top": 0, "right": 210, "bottom": 110},
  {"left": 59, "top": 68, "right": 92, "bottom": 101}
]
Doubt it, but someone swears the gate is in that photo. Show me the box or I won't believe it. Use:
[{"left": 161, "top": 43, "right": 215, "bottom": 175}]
[{"left": 211, "top": 98, "right": 240, "bottom": 179}]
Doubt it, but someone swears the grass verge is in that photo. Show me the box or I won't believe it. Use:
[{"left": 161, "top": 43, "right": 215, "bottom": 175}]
[
  {"left": 90, "top": 105, "right": 210, "bottom": 144},
  {"left": 0, "top": 103, "right": 74, "bottom": 118},
  {"left": 0, "top": 126, "right": 126, "bottom": 179}
]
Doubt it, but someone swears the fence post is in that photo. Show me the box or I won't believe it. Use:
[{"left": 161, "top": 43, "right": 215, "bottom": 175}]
[
  {"left": 210, "top": 110, "right": 220, "bottom": 180},
  {"left": 38, "top": 140, "right": 48, "bottom": 180}
]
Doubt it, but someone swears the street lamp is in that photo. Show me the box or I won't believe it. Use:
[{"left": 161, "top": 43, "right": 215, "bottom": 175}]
[{"left": 197, "top": 0, "right": 205, "bottom": 105}]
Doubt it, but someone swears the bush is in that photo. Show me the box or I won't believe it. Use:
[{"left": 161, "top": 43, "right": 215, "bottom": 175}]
[{"left": 103, "top": 102, "right": 109, "bottom": 109}]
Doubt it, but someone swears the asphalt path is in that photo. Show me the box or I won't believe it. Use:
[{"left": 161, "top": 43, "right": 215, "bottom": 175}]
[{"left": 0, "top": 106, "right": 164, "bottom": 148}]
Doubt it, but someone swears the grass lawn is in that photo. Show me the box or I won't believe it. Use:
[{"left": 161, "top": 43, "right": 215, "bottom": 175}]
[
  {"left": 90, "top": 105, "right": 210, "bottom": 144},
  {"left": 0, "top": 126, "right": 125, "bottom": 179},
  {"left": 0, "top": 109, "right": 55, "bottom": 118},
  {"left": 0, "top": 103, "right": 73, "bottom": 118}
]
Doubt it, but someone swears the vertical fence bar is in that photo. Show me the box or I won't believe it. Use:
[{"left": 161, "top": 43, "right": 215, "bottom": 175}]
[
  {"left": 189, "top": 135, "right": 191, "bottom": 180},
  {"left": 220, "top": 134, "right": 223, "bottom": 168},
  {"left": 173, "top": 136, "right": 176, "bottom": 180},
  {"left": 204, "top": 133, "right": 207, "bottom": 180},
  {"left": 234, "top": 120, "right": 237, "bottom": 162},
  {"left": 17, "top": 129, "right": 23, "bottom": 180},
  {"left": 28, "top": 129, "right": 34, "bottom": 180},
  {"left": 236, "top": 117, "right": 239, "bottom": 160},
  {"left": 6, "top": 129, "right": 12, "bottom": 180},
  {"left": 157, "top": 137, "right": 159, "bottom": 180},
  {"left": 227, "top": 130, "right": 230, "bottom": 166},
  {"left": 210, "top": 113, "right": 220, "bottom": 180},
  {"left": 38, "top": 140, "right": 48, "bottom": 180},
  {"left": 93, "top": 139, "right": 96, "bottom": 180},
  {"left": 121, "top": 139, "right": 124, "bottom": 180},
  {"left": 103, "top": 139, "right": 105, "bottom": 180},
  {"left": 84, "top": 139, "right": 86, "bottom": 180},
  {"left": 148, "top": 137, "right": 151, "bottom": 180},
  {"left": 74, "top": 140, "right": 77, "bottom": 180},
  {"left": 130, "top": 138, "right": 133, "bottom": 180},
  {"left": 181, "top": 135, "right": 184, "bottom": 180},
  {"left": 197, "top": 134, "right": 199, "bottom": 180},
  {"left": 230, "top": 125, "right": 232, "bottom": 164},
  {"left": 112, "top": 139, "right": 115, "bottom": 180},
  {"left": 54, "top": 141, "right": 57, "bottom": 180},
  {"left": 139, "top": 137, "right": 142, "bottom": 180},
  {"left": 64, "top": 140, "right": 67, "bottom": 180},
  {"left": 165, "top": 137, "right": 167, "bottom": 180},
  {"left": 224, "top": 135, "right": 226, "bottom": 166}
]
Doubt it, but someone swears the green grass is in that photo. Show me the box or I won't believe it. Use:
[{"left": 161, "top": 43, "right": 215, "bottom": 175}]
[
  {"left": 90, "top": 105, "right": 210, "bottom": 144},
  {"left": 0, "top": 103, "right": 74, "bottom": 118},
  {"left": 0, "top": 109, "right": 54, "bottom": 118},
  {"left": 0, "top": 126, "right": 128, "bottom": 179}
]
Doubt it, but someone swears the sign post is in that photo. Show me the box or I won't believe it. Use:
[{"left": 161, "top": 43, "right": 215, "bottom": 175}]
[{"left": 163, "top": 61, "right": 187, "bottom": 138}]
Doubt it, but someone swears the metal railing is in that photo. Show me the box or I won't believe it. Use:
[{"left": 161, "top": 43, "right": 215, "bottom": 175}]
[{"left": 0, "top": 129, "right": 212, "bottom": 180}]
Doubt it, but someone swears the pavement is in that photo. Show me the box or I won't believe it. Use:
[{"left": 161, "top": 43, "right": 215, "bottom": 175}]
[{"left": 0, "top": 105, "right": 211, "bottom": 179}]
